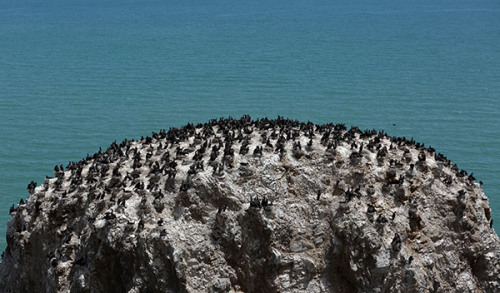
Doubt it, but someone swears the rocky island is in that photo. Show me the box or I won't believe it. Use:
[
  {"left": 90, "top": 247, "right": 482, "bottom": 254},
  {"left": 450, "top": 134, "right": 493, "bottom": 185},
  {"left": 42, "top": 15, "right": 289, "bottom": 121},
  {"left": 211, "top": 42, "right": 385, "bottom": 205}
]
[{"left": 0, "top": 116, "right": 498, "bottom": 292}]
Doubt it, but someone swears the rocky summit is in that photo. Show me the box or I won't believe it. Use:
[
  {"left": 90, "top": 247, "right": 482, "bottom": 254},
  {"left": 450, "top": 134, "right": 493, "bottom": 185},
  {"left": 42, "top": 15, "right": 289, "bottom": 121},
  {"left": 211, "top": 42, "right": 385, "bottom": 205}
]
[{"left": 0, "top": 116, "right": 498, "bottom": 293}]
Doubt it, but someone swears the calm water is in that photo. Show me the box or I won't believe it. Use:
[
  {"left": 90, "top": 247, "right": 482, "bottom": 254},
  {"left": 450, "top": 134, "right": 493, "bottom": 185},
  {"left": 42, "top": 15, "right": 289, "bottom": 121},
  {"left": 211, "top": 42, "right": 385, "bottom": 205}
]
[{"left": 1, "top": 0, "right": 499, "bottom": 252}]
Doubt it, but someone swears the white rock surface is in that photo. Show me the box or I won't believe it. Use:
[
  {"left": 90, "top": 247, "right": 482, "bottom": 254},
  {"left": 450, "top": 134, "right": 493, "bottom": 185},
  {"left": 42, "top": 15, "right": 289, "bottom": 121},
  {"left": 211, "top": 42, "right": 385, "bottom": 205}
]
[{"left": 0, "top": 116, "right": 498, "bottom": 292}]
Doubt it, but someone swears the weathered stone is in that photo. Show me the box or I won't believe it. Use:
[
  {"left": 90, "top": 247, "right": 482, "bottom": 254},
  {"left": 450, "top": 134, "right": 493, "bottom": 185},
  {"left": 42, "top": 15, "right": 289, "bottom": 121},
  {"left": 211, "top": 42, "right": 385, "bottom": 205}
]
[{"left": 0, "top": 116, "right": 498, "bottom": 292}]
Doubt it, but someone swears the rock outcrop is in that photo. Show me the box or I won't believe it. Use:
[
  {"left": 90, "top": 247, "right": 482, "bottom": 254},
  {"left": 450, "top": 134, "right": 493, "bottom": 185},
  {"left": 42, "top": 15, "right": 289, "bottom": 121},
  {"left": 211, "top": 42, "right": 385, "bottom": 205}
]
[{"left": 1, "top": 116, "right": 499, "bottom": 292}]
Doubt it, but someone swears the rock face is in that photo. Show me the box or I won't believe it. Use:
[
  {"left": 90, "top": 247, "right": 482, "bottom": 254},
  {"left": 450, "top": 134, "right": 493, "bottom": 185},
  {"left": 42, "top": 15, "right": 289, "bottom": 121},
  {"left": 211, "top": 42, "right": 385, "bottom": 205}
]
[{"left": 1, "top": 116, "right": 499, "bottom": 293}]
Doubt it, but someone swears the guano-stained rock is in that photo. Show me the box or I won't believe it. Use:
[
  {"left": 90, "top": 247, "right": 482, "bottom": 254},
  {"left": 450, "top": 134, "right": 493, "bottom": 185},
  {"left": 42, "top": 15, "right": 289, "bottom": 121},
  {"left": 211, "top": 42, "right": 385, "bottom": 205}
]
[{"left": 0, "top": 116, "right": 499, "bottom": 292}]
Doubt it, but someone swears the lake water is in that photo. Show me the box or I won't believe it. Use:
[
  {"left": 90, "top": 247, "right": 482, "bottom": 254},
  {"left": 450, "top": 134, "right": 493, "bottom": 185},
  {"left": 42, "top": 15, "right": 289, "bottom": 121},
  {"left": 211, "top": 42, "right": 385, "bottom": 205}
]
[{"left": 1, "top": 0, "right": 499, "bottom": 252}]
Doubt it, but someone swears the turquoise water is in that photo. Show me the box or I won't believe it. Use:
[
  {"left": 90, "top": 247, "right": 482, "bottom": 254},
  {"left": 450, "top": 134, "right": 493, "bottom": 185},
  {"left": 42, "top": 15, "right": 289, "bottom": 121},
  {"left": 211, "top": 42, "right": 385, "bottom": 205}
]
[{"left": 1, "top": 0, "right": 499, "bottom": 252}]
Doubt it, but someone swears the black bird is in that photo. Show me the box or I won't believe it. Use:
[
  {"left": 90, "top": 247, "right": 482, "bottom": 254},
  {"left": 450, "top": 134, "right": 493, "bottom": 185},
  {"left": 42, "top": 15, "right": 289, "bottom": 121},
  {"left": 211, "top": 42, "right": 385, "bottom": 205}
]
[
  {"left": 250, "top": 196, "right": 261, "bottom": 208},
  {"left": 261, "top": 197, "right": 269, "bottom": 207},
  {"left": 307, "top": 138, "right": 313, "bottom": 149},
  {"left": 104, "top": 211, "right": 116, "bottom": 220},
  {"left": 179, "top": 181, "right": 190, "bottom": 191},
  {"left": 391, "top": 233, "right": 401, "bottom": 252},
  {"left": 376, "top": 215, "right": 388, "bottom": 224}
]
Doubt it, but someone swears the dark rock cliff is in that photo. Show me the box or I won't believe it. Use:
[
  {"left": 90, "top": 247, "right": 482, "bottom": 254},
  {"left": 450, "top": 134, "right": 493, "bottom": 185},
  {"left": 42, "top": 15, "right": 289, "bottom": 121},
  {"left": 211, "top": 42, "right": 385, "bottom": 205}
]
[{"left": 1, "top": 116, "right": 498, "bottom": 292}]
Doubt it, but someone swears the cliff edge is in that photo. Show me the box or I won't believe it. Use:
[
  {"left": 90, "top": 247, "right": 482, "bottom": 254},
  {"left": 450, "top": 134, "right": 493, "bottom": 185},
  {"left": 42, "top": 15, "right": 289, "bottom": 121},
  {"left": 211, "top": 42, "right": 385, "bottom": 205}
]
[{"left": 1, "top": 116, "right": 499, "bottom": 292}]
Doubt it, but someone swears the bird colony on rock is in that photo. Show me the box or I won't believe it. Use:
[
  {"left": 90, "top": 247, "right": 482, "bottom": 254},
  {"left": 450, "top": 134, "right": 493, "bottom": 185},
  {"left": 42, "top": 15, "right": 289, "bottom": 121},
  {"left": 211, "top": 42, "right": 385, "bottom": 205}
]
[{"left": 0, "top": 116, "right": 499, "bottom": 293}]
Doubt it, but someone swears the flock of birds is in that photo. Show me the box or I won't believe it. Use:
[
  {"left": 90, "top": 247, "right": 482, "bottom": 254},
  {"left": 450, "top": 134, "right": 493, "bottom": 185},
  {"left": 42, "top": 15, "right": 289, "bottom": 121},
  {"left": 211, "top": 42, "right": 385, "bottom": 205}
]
[
  {"left": 4, "top": 115, "right": 495, "bottom": 275},
  {"left": 10, "top": 115, "right": 489, "bottom": 230}
]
